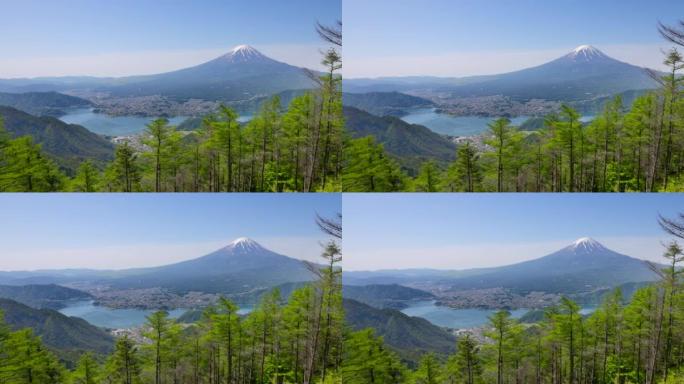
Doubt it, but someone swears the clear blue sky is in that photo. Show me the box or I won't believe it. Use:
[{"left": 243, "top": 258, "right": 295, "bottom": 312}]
[
  {"left": 0, "top": 194, "right": 341, "bottom": 270},
  {"left": 344, "top": 0, "right": 684, "bottom": 77},
  {"left": 0, "top": 0, "right": 341, "bottom": 77},
  {"left": 344, "top": 194, "right": 684, "bottom": 270}
]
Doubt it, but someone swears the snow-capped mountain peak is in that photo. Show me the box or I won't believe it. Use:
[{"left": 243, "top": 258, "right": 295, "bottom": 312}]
[
  {"left": 569, "top": 237, "right": 607, "bottom": 252},
  {"left": 222, "top": 44, "right": 268, "bottom": 63},
  {"left": 566, "top": 45, "right": 608, "bottom": 61},
  {"left": 225, "top": 237, "right": 265, "bottom": 252}
]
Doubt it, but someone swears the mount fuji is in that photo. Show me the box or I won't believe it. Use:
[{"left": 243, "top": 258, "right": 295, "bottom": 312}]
[
  {"left": 344, "top": 238, "right": 660, "bottom": 294},
  {"left": 443, "top": 237, "right": 660, "bottom": 293},
  {"left": 345, "top": 45, "right": 659, "bottom": 101},
  {"left": 108, "top": 237, "right": 317, "bottom": 293},
  {"left": 0, "top": 45, "right": 316, "bottom": 102},
  {"left": 0, "top": 237, "right": 317, "bottom": 294}
]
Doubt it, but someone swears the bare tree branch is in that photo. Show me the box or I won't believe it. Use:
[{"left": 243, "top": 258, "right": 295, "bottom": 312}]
[
  {"left": 646, "top": 260, "right": 665, "bottom": 279},
  {"left": 316, "top": 20, "right": 342, "bottom": 47},
  {"left": 659, "top": 213, "right": 684, "bottom": 240},
  {"left": 659, "top": 20, "right": 684, "bottom": 47},
  {"left": 645, "top": 68, "right": 666, "bottom": 86},
  {"left": 316, "top": 213, "right": 342, "bottom": 239}
]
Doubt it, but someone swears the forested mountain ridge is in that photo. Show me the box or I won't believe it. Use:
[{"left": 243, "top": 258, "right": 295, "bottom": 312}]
[
  {"left": 343, "top": 298, "right": 456, "bottom": 365},
  {"left": 0, "top": 298, "right": 114, "bottom": 359},
  {"left": 0, "top": 91, "right": 91, "bottom": 116},
  {"left": 0, "top": 284, "right": 92, "bottom": 310},
  {"left": 344, "top": 106, "right": 456, "bottom": 174},
  {"left": 0, "top": 106, "right": 114, "bottom": 172}
]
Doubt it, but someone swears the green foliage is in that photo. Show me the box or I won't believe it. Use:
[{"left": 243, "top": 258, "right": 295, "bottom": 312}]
[
  {"left": 342, "top": 136, "right": 406, "bottom": 191},
  {"left": 342, "top": 328, "right": 407, "bottom": 384}
]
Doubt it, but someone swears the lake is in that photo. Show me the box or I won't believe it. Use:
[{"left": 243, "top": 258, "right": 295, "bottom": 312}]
[
  {"left": 400, "top": 108, "right": 595, "bottom": 137},
  {"left": 401, "top": 300, "right": 595, "bottom": 329},
  {"left": 58, "top": 300, "right": 254, "bottom": 329},
  {"left": 401, "top": 300, "right": 530, "bottom": 329},
  {"left": 58, "top": 301, "right": 188, "bottom": 328},
  {"left": 59, "top": 108, "right": 189, "bottom": 136},
  {"left": 400, "top": 108, "right": 530, "bottom": 136}
]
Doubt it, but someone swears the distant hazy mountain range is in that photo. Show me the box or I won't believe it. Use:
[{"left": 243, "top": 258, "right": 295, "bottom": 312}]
[
  {"left": 0, "top": 237, "right": 316, "bottom": 294},
  {"left": 345, "top": 45, "right": 659, "bottom": 101},
  {"left": 345, "top": 238, "right": 660, "bottom": 293},
  {"left": 0, "top": 45, "right": 316, "bottom": 102}
]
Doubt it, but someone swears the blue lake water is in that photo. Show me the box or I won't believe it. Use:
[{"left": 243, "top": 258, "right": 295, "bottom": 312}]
[
  {"left": 401, "top": 300, "right": 595, "bottom": 329},
  {"left": 401, "top": 300, "right": 530, "bottom": 329},
  {"left": 59, "top": 108, "right": 189, "bottom": 136},
  {"left": 400, "top": 108, "right": 595, "bottom": 137},
  {"left": 58, "top": 300, "right": 254, "bottom": 329},
  {"left": 59, "top": 301, "right": 187, "bottom": 328},
  {"left": 400, "top": 108, "right": 531, "bottom": 136}
]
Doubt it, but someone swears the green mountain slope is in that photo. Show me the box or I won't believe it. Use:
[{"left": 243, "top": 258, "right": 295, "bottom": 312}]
[
  {"left": 344, "top": 106, "right": 456, "bottom": 173},
  {"left": 344, "top": 298, "right": 456, "bottom": 365},
  {"left": 0, "top": 91, "right": 91, "bottom": 117},
  {"left": 0, "top": 298, "right": 114, "bottom": 360},
  {"left": 0, "top": 284, "right": 92, "bottom": 310},
  {"left": 0, "top": 106, "right": 114, "bottom": 172}
]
